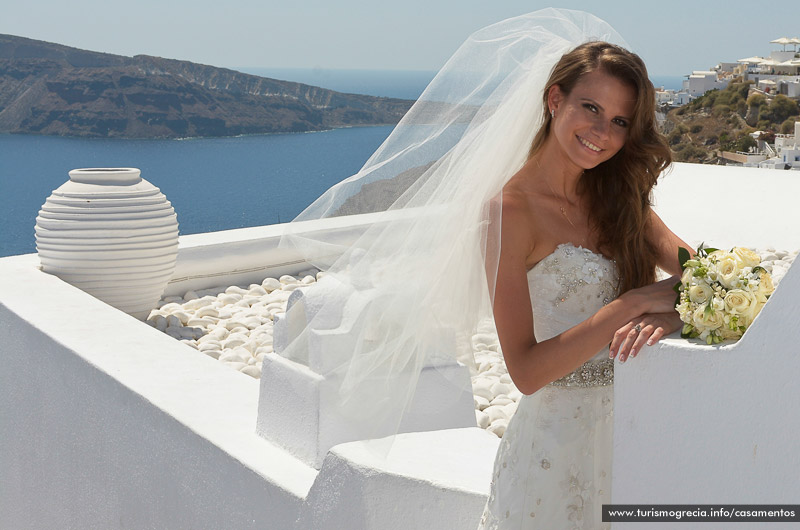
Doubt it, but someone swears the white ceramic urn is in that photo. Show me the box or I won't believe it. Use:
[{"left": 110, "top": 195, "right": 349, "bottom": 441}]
[{"left": 35, "top": 168, "right": 179, "bottom": 320}]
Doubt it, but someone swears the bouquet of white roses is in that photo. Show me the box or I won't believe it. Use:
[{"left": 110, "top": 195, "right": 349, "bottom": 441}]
[{"left": 674, "top": 245, "right": 775, "bottom": 344}]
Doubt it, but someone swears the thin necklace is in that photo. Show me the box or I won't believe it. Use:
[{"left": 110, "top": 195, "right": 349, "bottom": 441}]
[{"left": 544, "top": 176, "right": 577, "bottom": 229}]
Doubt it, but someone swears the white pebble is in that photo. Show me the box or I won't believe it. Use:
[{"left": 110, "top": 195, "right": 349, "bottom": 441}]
[
  {"left": 208, "top": 327, "right": 228, "bottom": 340},
  {"left": 165, "top": 327, "right": 182, "bottom": 339},
  {"left": 476, "top": 410, "right": 490, "bottom": 429},
  {"left": 487, "top": 419, "right": 508, "bottom": 437},
  {"left": 166, "top": 315, "right": 182, "bottom": 329},
  {"left": 230, "top": 346, "right": 252, "bottom": 359},
  {"left": 220, "top": 352, "right": 247, "bottom": 364},
  {"left": 241, "top": 365, "right": 261, "bottom": 378},
  {"left": 472, "top": 380, "right": 494, "bottom": 401},
  {"left": 183, "top": 290, "right": 199, "bottom": 301},
  {"left": 225, "top": 286, "right": 249, "bottom": 295},
  {"left": 183, "top": 297, "right": 213, "bottom": 311},
  {"left": 491, "top": 381, "right": 513, "bottom": 397},
  {"left": 217, "top": 293, "right": 242, "bottom": 306},
  {"left": 195, "top": 306, "right": 219, "bottom": 318},
  {"left": 186, "top": 317, "right": 215, "bottom": 328},
  {"left": 474, "top": 395, "right": 490, "bottom": 410},
  {"left": 484, "top": 405, "right": 509, "bottom": 423},
  {"left": 223, "top": 337, "right": 246, "bottom": 349},
  {"left": 491, "top": 396, "right": 513, "bottom": 407},
  {"left": 248, "top": 286, "right": 268, "bottom": 296},
  {"left": 152, "top": 315, "right": 167, "bottom": 331},
  {"left": 262, "top": 278, "right": 281, "bottom": 292},
  {"left": 279, "top": 275, "right": 298, "bottom": 285}
]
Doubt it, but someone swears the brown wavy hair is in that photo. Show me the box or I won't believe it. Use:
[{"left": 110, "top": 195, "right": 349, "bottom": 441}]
[{"left": 528, "top": 41, "right": 671, "bottom": 294}]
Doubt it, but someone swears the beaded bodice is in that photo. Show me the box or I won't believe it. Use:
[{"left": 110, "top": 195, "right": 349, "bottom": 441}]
[{"left": 527, "top": 242, "right": 619, "bottom": 387}]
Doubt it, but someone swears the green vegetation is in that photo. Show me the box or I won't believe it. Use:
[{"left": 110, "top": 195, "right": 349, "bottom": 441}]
[{"left": 665, "top": 78, "right": 799, "bottom": 163}]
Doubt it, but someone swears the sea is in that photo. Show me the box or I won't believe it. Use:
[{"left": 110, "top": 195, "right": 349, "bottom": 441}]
[{"left": 0, "top": 70, "right": 684, "bottom": 257}]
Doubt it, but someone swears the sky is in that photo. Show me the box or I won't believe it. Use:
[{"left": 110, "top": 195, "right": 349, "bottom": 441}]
[{"left": 2, "top": 1, "right": 798, "bottom": 76}]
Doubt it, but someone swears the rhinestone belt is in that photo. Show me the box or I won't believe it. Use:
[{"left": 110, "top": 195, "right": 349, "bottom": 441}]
[{"left": 549, "top": 358, "right": 614, "bottom": 387}]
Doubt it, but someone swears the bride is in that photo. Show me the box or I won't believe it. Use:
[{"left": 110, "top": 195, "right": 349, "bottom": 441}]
[
  {"left": 280, "top": 8, "right": 691, "bottom": 529},
  {"left": 476, "top": 39, "right": 691, "bottom": 529}
]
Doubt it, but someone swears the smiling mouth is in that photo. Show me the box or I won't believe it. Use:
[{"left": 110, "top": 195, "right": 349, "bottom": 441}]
[{"left": 577, "top": 136, "right": 603, "bottom": 153}]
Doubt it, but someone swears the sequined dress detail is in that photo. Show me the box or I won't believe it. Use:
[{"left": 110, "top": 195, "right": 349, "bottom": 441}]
[{"left": 477, "top": 243, "right": 618, "bottom": 529}]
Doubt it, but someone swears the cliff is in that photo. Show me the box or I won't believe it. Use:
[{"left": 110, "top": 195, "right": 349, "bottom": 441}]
[{"left": 0, "top": 34, "right": 413, "bottom": 138}]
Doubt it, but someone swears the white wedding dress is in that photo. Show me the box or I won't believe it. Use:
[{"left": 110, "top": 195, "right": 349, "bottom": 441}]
[{"left": 477, "top": 243, "right": 618, "bottom": 530}]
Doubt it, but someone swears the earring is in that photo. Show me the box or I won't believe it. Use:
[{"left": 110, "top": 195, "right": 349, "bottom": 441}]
[{"left": 550, "top": 109, "right": 555, "bottom": 119}]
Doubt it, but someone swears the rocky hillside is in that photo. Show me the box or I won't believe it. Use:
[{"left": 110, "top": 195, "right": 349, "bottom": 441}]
[
  {"left": 0, "top": 34, "right": 413, "bottom": 138},
  {"left": 663, "top": 79, "right": 799, "bottom": 163}
]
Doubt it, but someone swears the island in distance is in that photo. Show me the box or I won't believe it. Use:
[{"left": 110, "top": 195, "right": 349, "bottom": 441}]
[{"left": 0, "top": 34, "right": 414, "bottom": 138}]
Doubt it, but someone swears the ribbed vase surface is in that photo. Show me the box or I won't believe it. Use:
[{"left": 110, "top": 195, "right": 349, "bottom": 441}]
[{"left": 35, "top": 168, "right": 179, "bottom": 320}]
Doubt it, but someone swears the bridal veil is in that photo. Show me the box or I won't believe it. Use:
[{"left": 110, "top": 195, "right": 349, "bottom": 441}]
[{"left": 276, "top": 8, "right": 627, "bottom": 456}]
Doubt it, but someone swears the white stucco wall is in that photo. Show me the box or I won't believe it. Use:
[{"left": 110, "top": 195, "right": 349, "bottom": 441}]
[
  {"left": 0, "top": 254, "right": 315, "bottom": 529},
  {"left": 610, "top": 161, "right": 800, "bottom": 528},
  {"left": 611, "top": 255, "right": 800, "bottom": 529}
]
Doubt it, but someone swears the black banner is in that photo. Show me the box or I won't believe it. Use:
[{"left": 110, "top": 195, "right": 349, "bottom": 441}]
[{"left": 603, "top": 505, "right": 800, "bottom": 523}]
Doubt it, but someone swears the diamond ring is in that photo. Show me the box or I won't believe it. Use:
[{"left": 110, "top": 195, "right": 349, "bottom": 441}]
[{"left": 634, "top": 324, "right": 642, "bottom": 333}]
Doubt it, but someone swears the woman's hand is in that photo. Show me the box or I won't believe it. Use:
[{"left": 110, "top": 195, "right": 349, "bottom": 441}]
[
  {"left": 620, "top": 275, "right": 680, "bottom": 315},
  {"left": 610, "top": 311, "right": 683, "bottom": 363}
]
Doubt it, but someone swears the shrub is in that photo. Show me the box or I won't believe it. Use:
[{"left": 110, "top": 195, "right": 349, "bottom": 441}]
[
  {"left": 780, "top": 118, "right": 798, "bottom": 135},
  {"left": 747, "top": 93, "right": 766, "bottom": 107},
  {"left": 690, "top": 124, "right": 704, "bottom": 133},
  {"left": 768, "top": 95, "right": 800, "bottom": 123},
  {"left": 712, "top": 105, "right": 731, "bottom": 118},
  {"left": 735, "top": 135, "right": 757, "bottom": 152}
]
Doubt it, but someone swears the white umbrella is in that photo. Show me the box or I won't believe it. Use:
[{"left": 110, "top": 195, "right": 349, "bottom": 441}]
[
  {"left": 772, "top": 37, "right": 800, "bottom": 51},
  {"left": 738, "top": 56, "right": 765, "bottom": 64}
]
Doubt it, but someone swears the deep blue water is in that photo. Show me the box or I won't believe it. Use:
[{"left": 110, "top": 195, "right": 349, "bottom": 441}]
[
  {"left": 0, "top": 127, "right": 393, "bottom": 257},
  {"left": 0, "top": 70, "right": 685, "bottom": 257}
]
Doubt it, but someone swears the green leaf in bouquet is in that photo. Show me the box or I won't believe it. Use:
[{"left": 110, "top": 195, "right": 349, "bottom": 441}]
[
  {"left": 678, "top": 246, "right": 691, "bottom": 270},
  {"left": 752, "top": 266, "right": 767, "bottom": 275}
]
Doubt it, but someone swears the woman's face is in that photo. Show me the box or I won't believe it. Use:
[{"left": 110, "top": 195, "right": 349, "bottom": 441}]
[{"left": 547, "top": 69, "right": 636, "bottom": 172}]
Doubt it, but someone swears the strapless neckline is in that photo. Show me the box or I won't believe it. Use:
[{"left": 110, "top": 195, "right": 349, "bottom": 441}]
[{"left": 527, "top": 242, "right": 612, "bottom": 276}]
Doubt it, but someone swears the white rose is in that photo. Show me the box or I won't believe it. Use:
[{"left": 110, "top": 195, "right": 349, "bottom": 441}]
[
  {"left": 716, "top": 256, "right": 741, "bottom": 289},
  {"left": 756, "top": 270, "right": 775, "bottom": 299},
  {"left": 681, "top": 267, "right": 694, "bottom": 287},
  {"left": 732, "top": 247, "right": 761, "bottom": 268},
  {"left": 692, "top": 305, "right": 724, "bottom": 333},
  {"left": 724, "top": 289, "right": 759, "bottom": 323},
  {"left": 688, "top": 283, "right": 713, "bottom": 304}
]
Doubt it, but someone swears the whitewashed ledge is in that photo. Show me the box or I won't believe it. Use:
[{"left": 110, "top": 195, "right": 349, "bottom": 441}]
[{"left": 2, "top": 162, "right": 800, "bottom": 530}]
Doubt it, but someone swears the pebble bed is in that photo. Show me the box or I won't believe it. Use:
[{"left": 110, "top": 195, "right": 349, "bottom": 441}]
[{"left": 148, "top": 248, "right": 797, "bottom": 437}]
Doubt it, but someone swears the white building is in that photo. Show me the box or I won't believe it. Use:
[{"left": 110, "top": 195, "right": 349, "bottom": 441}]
[
  {"left": 737, "top": 39, "right": 800, "bottom": 97},
  {"left": 758, "top": 121, "right": 800, "bottom": 170},
  {"left": 683, "top": 70, "right": 729, "bottom": 97}
]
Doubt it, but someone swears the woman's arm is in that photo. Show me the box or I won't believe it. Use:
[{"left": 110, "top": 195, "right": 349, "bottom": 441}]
[
  {"left": 492, "top": 197, "right": 663, "bottom": 395},
  {"left": 608, "top": 210, "right": 696, "bottom": 362},
  {"left": 649, "top": 209, "right": 694, "bottom": 276}
]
